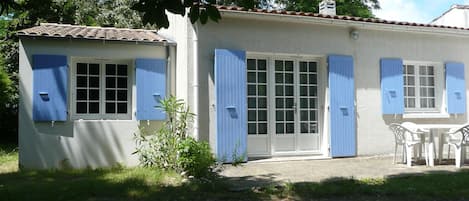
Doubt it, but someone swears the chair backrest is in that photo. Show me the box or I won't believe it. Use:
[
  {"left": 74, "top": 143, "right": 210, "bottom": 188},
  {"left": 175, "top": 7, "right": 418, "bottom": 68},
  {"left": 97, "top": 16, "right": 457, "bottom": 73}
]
[
  {"left": 450, "top": 124, "right": 469, "bottom": 144},
  {"left": 389, "top": 123, "right": 407, "bottom": 144}
]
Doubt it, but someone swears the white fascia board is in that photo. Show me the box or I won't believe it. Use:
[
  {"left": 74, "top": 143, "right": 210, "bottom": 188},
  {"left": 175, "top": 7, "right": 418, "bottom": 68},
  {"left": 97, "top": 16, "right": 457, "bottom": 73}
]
[{"left": 220, "top": 10, "right": 469, "bottom": 38}]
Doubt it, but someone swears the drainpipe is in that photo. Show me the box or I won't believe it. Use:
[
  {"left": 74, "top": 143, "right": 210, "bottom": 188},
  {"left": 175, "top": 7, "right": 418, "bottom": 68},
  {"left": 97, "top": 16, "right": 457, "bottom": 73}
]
[{"left": 192, "top": 24, "right": 199, "bottom": 140}]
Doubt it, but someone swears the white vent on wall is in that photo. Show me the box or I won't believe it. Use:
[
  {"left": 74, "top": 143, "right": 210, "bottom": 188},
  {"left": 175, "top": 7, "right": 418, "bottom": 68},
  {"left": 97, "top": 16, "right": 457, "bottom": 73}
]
[{"left": 319, "top": 0, "right": 336, "bottom": 15}]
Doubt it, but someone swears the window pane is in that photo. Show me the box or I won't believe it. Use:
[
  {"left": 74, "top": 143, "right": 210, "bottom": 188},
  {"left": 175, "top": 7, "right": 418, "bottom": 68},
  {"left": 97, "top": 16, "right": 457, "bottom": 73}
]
[
  {"left": 420, "top": 98, "right": 428, "bottom": 108},
  {"left": 248, "top": 85, "right": 256, "bottom": 95},
  {"left": 427, "top": 66, "right": 434, "bottom": 75},
  {"left": 89, "top": 102, "right": 99, "bottom": 113},
  {"left": 77, "top": 63, "right": 87, "bottom": 74},
  {"left": 407, "top": 76, "right": 415, "bottom": 85},
  {"left": 76, "top": 102, "right": 87, "bottom": 113},
  {"left": 407, "top": 65, "right": 414, "bottom": 74},
  {"left": 300, "top": 98, "right": 308, "bottom": 108},
  {"left": 286, "top": 110, "right": 294, "bottom": 121},
  {"left": 275, "top": 60, "right": 283, "bottom": 71},
  {"left": 258, "top": 72, "right": 266, "bottom": 83},
  {"left": 77, "top": 76, "right": 87, "bottom": 87},
  {"left": 117, "top": 78, "right": 127, "bottom": 88},
  {"left": 428, "top": 77, "right": 434, "bottom": 86},
  {"left": 106, "top": 103, "right": 116, "bottom": 113},
  {"left": 420, "top": 88, "right": 427, "bottom": 97},
  {"left": 276, "top": 98, "right": 284, "bottom": 108},
  {"left": 285, "top": 61, "right": 293, "bottom": 71},
  {"left": 300, "top": 62, "right": 307, "bottom": 72},
  {"left": 247, "top": 59, "right": 256, "bottom": 70},
  {"left": 77, "top": 89, "right": 87, "bottom": 100},
  {"left": 117, "top": 90, "right": 127, "bottom": 101},
  {"left": 309, "top": 86, "right": 317, "bottom": 96},
  {"left": 248, "top": 98, "right": 256, "bottom": 108},
  {"left": 258, "top": 110, "right": 267, "bottom": 121},
  {"left": 285, "top": 98, "right": 294, "bottom": 108},
  {"left": 419, "top": 66, "right": 427, "bottom": 75},
  {"left": 429, "top": 98, "right": 435, "bottom": 108},
  {"left": 428, "top": 88, "right": 435, "bottom": 97},
  {"left": 301, "top": 123, "right": 309, "bottom": 133},
  {"left": 310, "top": 98, "right": 317, "bottom": 108},
  {"left": 275, "top": 73, "right": 283, "bottom": 83},
  {"left": 248, "top": 110, "right": 256, "bottom": 121},
  {"left": 408, "top": 88, "right": 415, "bottom": 96},
  {"left": 285, "top": 73, "right": 293, "bottom": 84},
  {"left": 286, "top": 123, "right": 294, "bottom": 134},
  {"left": 258, "top": 98, "right": 267, "bottom": 108},
  {"left": 275, "top": 86, "right": 283, "bottom": 96},
  {"left": 301, "top": 111, "right": 308, "bottom": 121},
  {"left": 258, "top": 85, "right": 267, "bottom": 96},
  {"left": 309, "top": 62, "right": 317, "bottom": 72},
  {"left": 285, "top": 86, "right": 294, "bottom": 96},
  {"left": 106, "top": 90, "right": 116, "bottom": 100},
  {"left": 117, "top": 103, "right": 127, "bottom": 113},
  {"left": 106, "top": 77, "right": 116, "bottom": 88},
  {"left": 300, "top": 74, "right": 307, "bottom": 84},
  {"left": 117, "top": 65, "right": 128, "bottom": 76},
  {"left": 258, "top": 123, "right": 267, "bottom": 134},
  {"left": 258, "top": 60, "right": 266, "bottom": 70},
  {"left": 420, "top": 77, "right": 427, "bottom": 86},
  {"left": 89, "top": 64, "right": 100, "bottom": 75},
  {"left": 106, "top": 64, "right": 116, "bottom": 75},
  {"left": 89, "top": 77, "right": 100, "bottom": 88},
  {"left": 276, "top": 111, "right": 284, "bottom": 121},
  {"left": 276, "top": 123, "right": 284, "bottom": 134},
  {"left": 247, "top": 72, "right": 256, "bottom": 83},
  {"left": 310, "top": 111, "right": 317, "bottom": 121},
  {"left": 309, "top": 74, "right": 317, "bottom": 84},
  {"left": 300, "top": 86, "right": 307, "bottom": 96},
  {"left": 248, "top": 123, "right": 257, "bottom": 134},
  {"left": 408, "top": 98, "right": 415, "bottom": 108},
  {"left": 89, "top": 90, "right": 100, "bottom": 101}
]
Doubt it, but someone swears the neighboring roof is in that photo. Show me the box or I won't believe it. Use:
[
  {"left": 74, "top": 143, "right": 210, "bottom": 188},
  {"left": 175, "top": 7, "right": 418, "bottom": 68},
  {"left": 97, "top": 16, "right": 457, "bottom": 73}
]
[
  {"left": 217, "top": 5, "right": 469, "bottom": 31},
  {"left": 18, "top": 23, "right": 172, "bottom": 44},
  {"left": 431, "top": 4, "right": 469, "bottom": 24}
]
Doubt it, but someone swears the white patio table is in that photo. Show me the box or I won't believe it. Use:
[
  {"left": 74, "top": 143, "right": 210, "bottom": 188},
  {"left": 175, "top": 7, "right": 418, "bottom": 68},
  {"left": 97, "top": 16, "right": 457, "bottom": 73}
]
[{"left": 415, "top": 124, "right": 463, "bottom": 166}]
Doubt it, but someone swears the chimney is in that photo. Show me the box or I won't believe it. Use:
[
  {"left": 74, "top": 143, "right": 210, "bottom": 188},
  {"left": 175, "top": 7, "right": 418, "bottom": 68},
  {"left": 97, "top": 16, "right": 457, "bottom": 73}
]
[{"left": 319, "top": 0, "right": 336, "bottom": 15}]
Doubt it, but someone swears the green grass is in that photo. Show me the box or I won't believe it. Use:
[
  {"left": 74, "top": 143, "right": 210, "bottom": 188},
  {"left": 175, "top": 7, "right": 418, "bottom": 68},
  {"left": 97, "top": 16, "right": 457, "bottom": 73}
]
[{"left": 2, "top": 144, "right": 469, "bottom": 200}]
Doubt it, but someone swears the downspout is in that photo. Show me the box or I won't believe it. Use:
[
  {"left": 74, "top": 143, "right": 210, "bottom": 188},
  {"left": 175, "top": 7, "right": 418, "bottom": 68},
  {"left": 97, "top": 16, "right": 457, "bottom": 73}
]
[{"left": 192, "top": 24, "right": 199, "bottom": 140}]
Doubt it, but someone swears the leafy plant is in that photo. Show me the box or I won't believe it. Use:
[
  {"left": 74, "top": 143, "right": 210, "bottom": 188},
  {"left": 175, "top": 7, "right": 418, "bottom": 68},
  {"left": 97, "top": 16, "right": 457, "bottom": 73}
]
[{"left": 134, "top": 95, "right": 215, "bottom": 178}]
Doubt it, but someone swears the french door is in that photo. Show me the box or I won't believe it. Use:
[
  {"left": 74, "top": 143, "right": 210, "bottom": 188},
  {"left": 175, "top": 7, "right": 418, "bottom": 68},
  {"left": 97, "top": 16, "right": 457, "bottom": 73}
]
[{"left": 247, "top": 56, "right": 321, "bottom": 156}]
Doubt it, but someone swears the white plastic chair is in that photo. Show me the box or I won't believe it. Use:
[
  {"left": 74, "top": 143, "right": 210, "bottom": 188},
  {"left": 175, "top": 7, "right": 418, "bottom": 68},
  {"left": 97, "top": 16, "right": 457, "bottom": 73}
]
[
  {"left": 389, "top": 123, "right": 428, "bottom": 167},
  {"left": 445, "top": 124, "right": 469, "bottom": 168}
]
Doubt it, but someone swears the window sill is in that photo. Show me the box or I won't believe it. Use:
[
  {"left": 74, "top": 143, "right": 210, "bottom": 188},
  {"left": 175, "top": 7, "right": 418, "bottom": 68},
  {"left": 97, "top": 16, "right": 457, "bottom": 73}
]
[{"left": 403, "top": 113, "right": 450, "bottom": 119}]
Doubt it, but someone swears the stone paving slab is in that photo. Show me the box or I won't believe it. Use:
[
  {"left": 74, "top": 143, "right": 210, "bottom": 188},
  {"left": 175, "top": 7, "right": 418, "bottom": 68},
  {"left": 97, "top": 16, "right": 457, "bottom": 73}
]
[{"left": 220, "top": 155, "right": 469, "bottom": 190}]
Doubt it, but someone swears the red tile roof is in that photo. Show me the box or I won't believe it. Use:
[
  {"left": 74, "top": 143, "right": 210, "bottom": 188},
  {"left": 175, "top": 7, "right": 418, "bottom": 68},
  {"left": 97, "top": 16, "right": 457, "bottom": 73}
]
[
  {"left": 18, "top": 23, "right": 170, "bottom": 43},
  {"left": 217, "top": 6, "right": 469, "bottom": 31}
]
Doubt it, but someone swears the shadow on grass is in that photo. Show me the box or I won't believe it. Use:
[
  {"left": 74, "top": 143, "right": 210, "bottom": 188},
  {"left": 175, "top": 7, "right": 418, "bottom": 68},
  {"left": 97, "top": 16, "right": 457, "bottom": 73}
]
[{"left": 220, "top": 169, "right": 469, "bottom": 201}]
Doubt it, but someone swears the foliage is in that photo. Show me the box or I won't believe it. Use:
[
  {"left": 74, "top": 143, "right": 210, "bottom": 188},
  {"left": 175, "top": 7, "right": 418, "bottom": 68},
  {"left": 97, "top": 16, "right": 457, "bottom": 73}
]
[
  {"left": 277, "top": 0, "right": 380, "bottom": 18},
  {"left": 177, "top": 137, "right": 215, "bottom": 178},
  {"left": 134, "top": 96, "right": 214, "bottom": 178}
]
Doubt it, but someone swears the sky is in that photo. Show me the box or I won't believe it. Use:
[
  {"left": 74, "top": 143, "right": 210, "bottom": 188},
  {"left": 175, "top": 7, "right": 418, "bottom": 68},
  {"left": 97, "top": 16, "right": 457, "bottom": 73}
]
[{"left": 372, "top": 0, "right": 469, "bottom": 23}]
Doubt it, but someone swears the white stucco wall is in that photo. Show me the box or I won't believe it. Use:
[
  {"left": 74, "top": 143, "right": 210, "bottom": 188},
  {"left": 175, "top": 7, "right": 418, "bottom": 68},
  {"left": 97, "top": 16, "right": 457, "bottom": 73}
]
[
  {"left": 19, "top": 38, "right": 174, "bottom": 169},
  {"left": 432, "top": 7, "right": 469, "bottom": 28},
  {"left": 192, "top": 13, "right": 469, "bottom": 156}
]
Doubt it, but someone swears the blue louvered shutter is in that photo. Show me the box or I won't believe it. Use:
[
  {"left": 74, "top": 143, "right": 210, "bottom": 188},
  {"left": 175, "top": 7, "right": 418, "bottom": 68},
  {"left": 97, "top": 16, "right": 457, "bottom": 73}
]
[
  {"left": 215, "top": 49, "right": 247, "bottom": 163},
  {"left": 328, "top": 55, "right": 356, "bottom": 157},
  {"left": 33, "top": 55, "right": 68, "bottom": 121},
  {"left": 380, "top": 58, "right": 404, "bottom": 114},
  {"left": 446, "top": 62, "right": 466, "bottom": 114},
  {"left": 136, "top": 58, "right": 166, "bottom": 120}
]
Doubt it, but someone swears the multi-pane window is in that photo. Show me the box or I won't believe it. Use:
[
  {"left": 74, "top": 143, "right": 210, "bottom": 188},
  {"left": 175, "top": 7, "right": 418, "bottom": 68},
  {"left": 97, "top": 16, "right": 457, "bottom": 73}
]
[
  {"left": 404, "top": 64, "right": 436, "bottom": 110},
  {"left": 299, "top": 61, "right": 318, "bottom": 134},
  {"left": 275, "top": 60, "right": 295, "bottom": 135},
  {"left": 247, "top": 59, "right": 268, "bottom": 135},
  {"left": 73, "top": 60, "right": 131, "bottom": 119}
]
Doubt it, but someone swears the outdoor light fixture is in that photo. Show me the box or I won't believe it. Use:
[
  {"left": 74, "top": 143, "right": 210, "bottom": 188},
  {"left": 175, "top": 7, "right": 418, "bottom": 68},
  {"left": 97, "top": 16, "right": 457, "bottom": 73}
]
[{"left": 350, "top": 29, "right": 359, "bottom": 40}]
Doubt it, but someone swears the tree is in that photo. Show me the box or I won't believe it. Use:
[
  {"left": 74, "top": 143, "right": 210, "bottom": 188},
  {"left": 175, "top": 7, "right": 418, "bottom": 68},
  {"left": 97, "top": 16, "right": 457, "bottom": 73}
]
[{"left": 277, "top": 0, "right": 380, "bottom": 18}]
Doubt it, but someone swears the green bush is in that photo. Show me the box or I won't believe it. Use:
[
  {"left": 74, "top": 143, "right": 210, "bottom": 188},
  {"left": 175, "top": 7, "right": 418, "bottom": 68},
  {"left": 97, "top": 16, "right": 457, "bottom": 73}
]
[
  {"left": 178, "top": 137, "right": 215, "bottom": 178},
  {"left": 134, "top": 96, "right": 215, "bottom": 178}
]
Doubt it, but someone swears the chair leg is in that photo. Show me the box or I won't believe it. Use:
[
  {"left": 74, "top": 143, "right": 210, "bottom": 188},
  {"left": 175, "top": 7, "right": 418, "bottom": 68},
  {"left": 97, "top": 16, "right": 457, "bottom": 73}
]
[
  {"left": 454, "top": 145, "right": 463, "bottom": 168},
  {"left": 406, "top": 145, "right": 413, "bottom": 167},
  {"left": 394, "top": 143, "right": 398, "bottom": 164},
  {"left": 403, "top": 146, "right": 407, "bottom": 163}
]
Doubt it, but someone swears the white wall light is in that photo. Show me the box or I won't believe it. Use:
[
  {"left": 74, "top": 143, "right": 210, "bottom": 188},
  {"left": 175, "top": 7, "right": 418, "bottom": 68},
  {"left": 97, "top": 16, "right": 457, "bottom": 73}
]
[{"left": 350, "top": 29, "right": 359, "bottom": 40}]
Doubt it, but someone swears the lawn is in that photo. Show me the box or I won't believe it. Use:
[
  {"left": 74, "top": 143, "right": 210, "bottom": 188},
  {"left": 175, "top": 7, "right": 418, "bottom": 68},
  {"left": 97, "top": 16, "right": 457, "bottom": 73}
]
[{"left": 2, "top": 144, "right": 469, "bottom": 201}]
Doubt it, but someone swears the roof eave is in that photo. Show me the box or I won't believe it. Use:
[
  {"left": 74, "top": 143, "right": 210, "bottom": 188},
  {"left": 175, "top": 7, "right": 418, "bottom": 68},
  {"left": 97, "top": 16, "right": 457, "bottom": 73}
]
[
  {"left": 219, "top": 9, "right": 469, "bottom": 38},
  {"left": 18, "top": 34, "right": 177, "bottom": 46}
]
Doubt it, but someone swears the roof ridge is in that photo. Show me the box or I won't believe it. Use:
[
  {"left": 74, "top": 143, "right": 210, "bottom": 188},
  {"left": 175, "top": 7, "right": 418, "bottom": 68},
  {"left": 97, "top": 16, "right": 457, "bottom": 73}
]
[{"left": 39, "top": 23, "right": 157, "bottom": 32}]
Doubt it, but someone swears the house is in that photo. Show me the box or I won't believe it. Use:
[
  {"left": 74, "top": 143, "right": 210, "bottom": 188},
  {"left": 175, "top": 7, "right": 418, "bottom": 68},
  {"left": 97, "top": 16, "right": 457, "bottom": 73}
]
[
  {"left": 432, "top": 4, "right": 469, "bottom": 28},
  {"left": 18, "top": 4, "right": 469, "bottom": 169}
]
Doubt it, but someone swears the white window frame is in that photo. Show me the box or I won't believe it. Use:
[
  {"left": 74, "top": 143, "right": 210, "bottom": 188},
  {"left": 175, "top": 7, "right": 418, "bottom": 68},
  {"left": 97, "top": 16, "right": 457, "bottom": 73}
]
[
  {"left": 70, "top": 58, "right": 133, "bottom": 120},
  {"left": 403, "top": 60, "right": 446, "bottom": 115}
]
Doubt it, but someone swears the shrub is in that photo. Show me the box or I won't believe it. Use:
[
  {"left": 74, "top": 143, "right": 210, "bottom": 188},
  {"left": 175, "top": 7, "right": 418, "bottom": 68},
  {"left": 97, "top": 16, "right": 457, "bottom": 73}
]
[
  {"left": 134, "top": 95, "right": 215, "bottom": 178},
  {"left": 177, "top": 137, "right": 215, "bottom": 178}
]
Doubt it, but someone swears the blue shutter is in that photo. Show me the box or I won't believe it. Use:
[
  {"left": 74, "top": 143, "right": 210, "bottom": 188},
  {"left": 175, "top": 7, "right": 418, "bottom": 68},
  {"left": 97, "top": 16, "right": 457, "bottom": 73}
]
[
  {"left": 380, "top": 58, "right": 404, "bottom": 114},
  {"left": 136, "top": 58, "right": 166, "bottom": 120},
  {"left": 33, "top": 55, "right": 68, "bottom": 121},
  {"left": 446, "top": 62, "right": 466, "bottom": 114},
  {"left": 328, "top": 55, "right": 356, "bottom": 157},
  {"left": 215, "top": 49, "right": 247, "bottom": 163}
]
